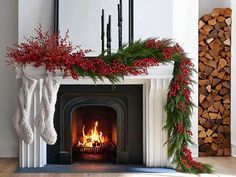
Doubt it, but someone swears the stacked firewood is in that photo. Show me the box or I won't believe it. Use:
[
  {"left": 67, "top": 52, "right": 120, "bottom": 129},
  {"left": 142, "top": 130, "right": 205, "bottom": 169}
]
[{"left": 198, "top": 8, "right": 231, "bottom": 156}]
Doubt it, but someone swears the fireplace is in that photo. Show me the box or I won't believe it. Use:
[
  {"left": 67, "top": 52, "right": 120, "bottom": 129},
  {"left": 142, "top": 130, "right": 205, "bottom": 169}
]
[
  {"left": 47, "top": 85, "right": 143, "bottom": 165},
  {"left": 17, "top": 65, "right": 172, "bottom": 168}
]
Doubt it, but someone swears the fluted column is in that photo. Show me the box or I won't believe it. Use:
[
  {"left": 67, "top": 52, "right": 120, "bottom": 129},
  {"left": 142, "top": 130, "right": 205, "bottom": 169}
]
[{"left": 144, "top": 78, "right": 170, "bottom": 167}]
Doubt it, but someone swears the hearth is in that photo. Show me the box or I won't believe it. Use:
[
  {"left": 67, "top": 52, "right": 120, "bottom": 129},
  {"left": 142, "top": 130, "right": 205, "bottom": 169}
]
[{"left": 47, "top": 85, "right": 143, "bottom": 165}]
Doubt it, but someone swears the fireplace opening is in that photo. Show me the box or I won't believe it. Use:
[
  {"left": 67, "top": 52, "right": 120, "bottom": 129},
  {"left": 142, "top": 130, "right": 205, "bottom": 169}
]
[
  {"left": 72, "top": 106, "right": 117, "bottom": 163},
  {"left": 47, "top": 85, "right": 143, "bottom": 165}
]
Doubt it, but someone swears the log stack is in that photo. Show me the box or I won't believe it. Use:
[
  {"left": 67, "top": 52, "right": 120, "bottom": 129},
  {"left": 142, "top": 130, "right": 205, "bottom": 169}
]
[{"left": 198, "top": 8, "right": 231, "bottom": 156}]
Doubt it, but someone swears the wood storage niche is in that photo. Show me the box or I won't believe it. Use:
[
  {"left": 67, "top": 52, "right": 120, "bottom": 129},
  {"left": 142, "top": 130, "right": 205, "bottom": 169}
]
[{"left": 198, "top": 8, "right": 231, "bottom": 157}]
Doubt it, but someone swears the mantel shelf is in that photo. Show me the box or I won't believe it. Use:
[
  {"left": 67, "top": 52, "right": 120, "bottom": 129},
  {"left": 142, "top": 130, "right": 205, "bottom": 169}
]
[{"left": 16, "top": 63, "right": 174, "bottom": 81}]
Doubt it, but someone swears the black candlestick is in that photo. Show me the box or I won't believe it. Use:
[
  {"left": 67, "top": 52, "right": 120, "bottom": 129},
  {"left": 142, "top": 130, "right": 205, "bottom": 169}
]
[
  {"left": 118, "top": 4, "right": 120, "bottom": 20},
  {"left": 107, "top": 15, "right": 111, "bottom": 55},
  {"left": 106, "top": 23, "right": 109, "bottom": 54},
  {"left": 101, "top": 9, "right": 105, "bottom": 53},
  {"left": 109, "top": 15, "right": 112, "bottom": 53},
  {"left": 118, "top": 0, "right": 123, "bottom": 49}
]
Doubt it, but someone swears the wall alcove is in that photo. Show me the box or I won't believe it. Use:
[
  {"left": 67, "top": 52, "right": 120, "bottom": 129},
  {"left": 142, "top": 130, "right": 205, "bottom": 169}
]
[{"left": 198, "top": 6, "right": 232, "bottom": 156}]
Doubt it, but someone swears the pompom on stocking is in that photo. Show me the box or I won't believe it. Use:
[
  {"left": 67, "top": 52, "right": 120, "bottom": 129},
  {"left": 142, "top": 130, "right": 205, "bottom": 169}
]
[
  {"left": 35, "top": 75, "right": 60, "bottom": 145},
  {"left": 13, "top": 71, "right": 38, "bottom": 144}
]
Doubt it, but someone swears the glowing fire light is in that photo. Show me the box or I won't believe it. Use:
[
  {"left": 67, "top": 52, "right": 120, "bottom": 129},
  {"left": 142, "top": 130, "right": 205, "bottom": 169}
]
[{"left": 78, "top": 121, "right": 105, "bottom": 147}]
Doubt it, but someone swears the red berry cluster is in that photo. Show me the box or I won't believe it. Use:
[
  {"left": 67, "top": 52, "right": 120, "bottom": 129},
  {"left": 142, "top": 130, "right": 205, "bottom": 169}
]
[
  {"left": 132, "top": 58, "right": 160, "bottom": 74},
  {"left": 177, "top": 59, "right": 193, "bottom": 84},
  {"left": 168, "top": 83, "right": 181, "bottom": 97},
  {"left": 145, "top": 39, "right": 162, "bottom": 49},
  {"left": 173, "top": 43, "right": 184, "bottom": 53},
  {"left": 176, "top": 123, "right": 184, "bottom": 134},
  {"left": 178, "top": 60, "right": 192, "bottom": 77},
  {"left": 162, "top": 47, "right": 176, "bottom": 59},
  {"left": 145, "top": 39, "right": 179, "bottom": 59},
  {"left": 168, "top": 58, "right": 193, "bottom": 102},
  {"left": 7, "top": 26, "right": 87, "bottom": 76},
  {"left": 183, "top": 89, "right": 191, "bottom": 103},
  {"left": 181, "top": 145, "right": 203, "bottom": 170},
  {"left": 177, "top": 102, "right": 186, "bottom": 111},
  {"left": 176, "top": 75, "right": 190, "bottom": 85},
  {"left": 68, "top": 57, "right": 160, "bottom": 80}
]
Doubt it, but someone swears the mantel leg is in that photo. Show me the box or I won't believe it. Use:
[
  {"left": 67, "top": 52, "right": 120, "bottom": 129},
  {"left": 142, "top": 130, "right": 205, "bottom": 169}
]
[
  {"left": 19, "top": 79, "right": 46, "bottom": 167},
  {"left": 144, "top": 78, "right": 170, "bottom": 167}
]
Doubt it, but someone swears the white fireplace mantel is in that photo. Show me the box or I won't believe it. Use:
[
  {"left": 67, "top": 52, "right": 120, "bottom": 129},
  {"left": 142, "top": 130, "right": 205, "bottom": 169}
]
[{"left": 17, "top": 64, "right": 174, "bottom": 168}]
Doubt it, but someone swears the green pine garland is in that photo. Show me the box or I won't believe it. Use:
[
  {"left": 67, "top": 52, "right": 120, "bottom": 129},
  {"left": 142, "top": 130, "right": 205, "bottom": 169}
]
[{"left": 85, "top": 39, "right": 213, "bottom": 173}]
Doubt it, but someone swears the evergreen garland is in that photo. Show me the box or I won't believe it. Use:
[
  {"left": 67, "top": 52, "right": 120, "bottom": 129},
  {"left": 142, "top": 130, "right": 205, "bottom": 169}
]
[
  {"left": 97, "top": 39, "right": 213, "bottom": 173},
  {"left": 7, "top": 28, "right": 213, "bottom": 174}
]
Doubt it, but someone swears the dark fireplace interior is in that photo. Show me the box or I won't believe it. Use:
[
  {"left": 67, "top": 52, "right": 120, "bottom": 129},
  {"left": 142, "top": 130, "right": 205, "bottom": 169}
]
[
  {"left": 72, "top": 106, "right": 117, "bottom": 163},
  {"left": 47, "top": 85, "right": 143, "bottom": 165}
]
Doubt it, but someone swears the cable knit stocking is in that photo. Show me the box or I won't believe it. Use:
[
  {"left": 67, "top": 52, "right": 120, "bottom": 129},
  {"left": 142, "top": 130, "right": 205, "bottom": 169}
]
[
  {"left": 35, "top": 75, "right": 60, "bottom": 145},
  {"left": 13, "top": 72, "right": 38, "bottom": 144}
]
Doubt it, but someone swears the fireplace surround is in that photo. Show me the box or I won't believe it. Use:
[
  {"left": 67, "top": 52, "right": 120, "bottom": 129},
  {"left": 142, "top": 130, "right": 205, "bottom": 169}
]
[{"left": 16, "top": 64, "right": 173, "bottom": 168}]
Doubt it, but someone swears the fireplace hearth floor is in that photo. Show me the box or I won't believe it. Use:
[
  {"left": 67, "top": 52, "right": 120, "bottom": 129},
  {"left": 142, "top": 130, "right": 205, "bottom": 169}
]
[{"left": 16, "top": 163, "right": 175, "bottom": 173}]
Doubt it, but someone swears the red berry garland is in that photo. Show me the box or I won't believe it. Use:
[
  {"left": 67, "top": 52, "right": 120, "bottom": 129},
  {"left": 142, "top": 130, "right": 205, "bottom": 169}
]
[{"left": 7, "top": 27, "right": 212, "bottom": 174}]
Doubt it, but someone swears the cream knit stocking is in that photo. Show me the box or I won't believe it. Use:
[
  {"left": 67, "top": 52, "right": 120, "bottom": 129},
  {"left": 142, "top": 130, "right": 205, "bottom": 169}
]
[
  {"left": 13, "top": 72, "right": 38, "bottom": 144},
  {"left": 35, "top": 75, "right": 60, "bottom": 145}
]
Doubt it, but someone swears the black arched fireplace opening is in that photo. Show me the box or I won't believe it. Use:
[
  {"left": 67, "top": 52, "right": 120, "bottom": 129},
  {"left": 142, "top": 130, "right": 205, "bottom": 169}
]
[{"left": 47, "top": 85, "right": 143, "bottom": 165}]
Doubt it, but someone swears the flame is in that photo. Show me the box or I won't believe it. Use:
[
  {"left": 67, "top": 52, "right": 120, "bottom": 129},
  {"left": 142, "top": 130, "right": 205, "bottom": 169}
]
[{"left": 80, "top": 121, "right": 105, "bottom": 147}]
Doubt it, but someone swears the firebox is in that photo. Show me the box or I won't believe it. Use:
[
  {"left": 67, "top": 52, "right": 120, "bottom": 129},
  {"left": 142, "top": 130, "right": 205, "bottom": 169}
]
[
  {"left": 72, "top": 106, "right": 117, "bottom": 163},
  {"left": 47, "top": 85, "right": 143, "bottom": 165}
]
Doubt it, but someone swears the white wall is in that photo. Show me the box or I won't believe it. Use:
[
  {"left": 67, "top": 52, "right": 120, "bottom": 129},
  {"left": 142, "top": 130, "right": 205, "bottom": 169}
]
[
  {"left": 18, "top": 0, "right": 54, "bottom": 42},
  {"left": 134, "top": 0, "right": 173, "bottom": 40},
  {"left": 199, "top": 0, "right": 231, "bottom": 17},
  {"left": 0, "top": 0, "right": 18, "bottom": 157}
]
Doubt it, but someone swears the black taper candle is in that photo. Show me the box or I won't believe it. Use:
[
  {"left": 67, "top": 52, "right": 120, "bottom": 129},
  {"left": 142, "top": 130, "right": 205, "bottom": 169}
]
[
  {"left": 107, "top": 15, "right": 111, "bottom": 55},
  {"left": 109, "top": 15, "right": 112, "bottom": 53},
  {"left": 118, "top": 4, "right": 120, "bottom": 21},
  {"left": 118, "top": 4, "right": 121, "bottom": 49},
  {"left": 118, "top": 0, "right": 123, "bottom": 49},
  {"left": 120, "top": 0, "right": 122, "bottom": 15},
  {"left": 101, "top": 9, "right": 105, "bottom": 53},
  {"left": 106, "top": 23, "right": 109, "bottom": 54}
]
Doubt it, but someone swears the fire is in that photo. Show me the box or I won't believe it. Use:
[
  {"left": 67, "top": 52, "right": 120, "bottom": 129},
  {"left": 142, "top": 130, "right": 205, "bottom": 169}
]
[{"left": 78, "top": 121, "right": 105, "bottom": 147}]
